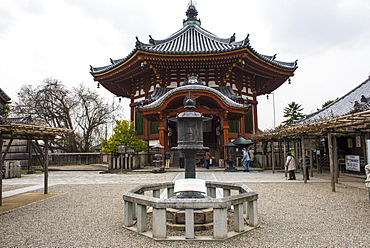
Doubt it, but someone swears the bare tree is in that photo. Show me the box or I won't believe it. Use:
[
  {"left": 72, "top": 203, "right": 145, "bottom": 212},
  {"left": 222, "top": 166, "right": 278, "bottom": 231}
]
[
  {"left": 73, "top": 84, "right": 112, "bottom": 151},
  {"left": 12, "top": 78, "right": 114, "bottom": 152}
]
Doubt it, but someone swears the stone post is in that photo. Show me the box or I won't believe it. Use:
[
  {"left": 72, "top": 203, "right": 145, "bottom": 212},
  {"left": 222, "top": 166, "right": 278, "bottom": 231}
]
[
  {"left": 185, "top": 208, "right": 195, "bottom": 239},
  {"left": 152, "top": 208, "right": 166, "bottom": 239},
  {"left": 247, "top": 200, "right": 258, "bottom": 227},
  {"left": 123, "top": 201, "right": 135, "bottom": 227},
  {"left": 136, "top": 204, "right": 147, "bottom": 232},
  {"left": 234, "top": 203, "right": 244, "bottom": 232},
  {"left": 213, "top": 208, "right": 228, "bottom": 239}
]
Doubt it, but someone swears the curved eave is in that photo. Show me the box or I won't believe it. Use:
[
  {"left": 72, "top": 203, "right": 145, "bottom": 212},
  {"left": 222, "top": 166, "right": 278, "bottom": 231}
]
[
  {"left": 137, "top": 85, "right": 249, "bottom": 113},
  {"left": 91, "top": 47, "right": 297, "bottom": 80}
]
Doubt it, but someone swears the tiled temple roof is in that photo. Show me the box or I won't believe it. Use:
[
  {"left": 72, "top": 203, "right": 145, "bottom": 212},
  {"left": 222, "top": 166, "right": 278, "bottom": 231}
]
[
  {"left": 137, "top": 84, "right": 249, "bottom": 110},
  {"left": 90, "top": 5, "right": 297, "bottom": 75}
]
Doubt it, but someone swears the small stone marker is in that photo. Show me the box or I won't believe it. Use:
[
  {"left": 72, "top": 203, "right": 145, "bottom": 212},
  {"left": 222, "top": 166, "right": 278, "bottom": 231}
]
[{"left": 174, "top": 179, "right": 206, "bottom": 194}]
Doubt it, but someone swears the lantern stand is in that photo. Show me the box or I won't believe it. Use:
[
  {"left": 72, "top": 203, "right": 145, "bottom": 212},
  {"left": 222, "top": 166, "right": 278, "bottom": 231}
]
[
  {"left": 224, "top": 142, "right": 238, "bottom": 172},
  {"left": 152, "top": 143, "right": 165, "bottom": 173},
  {"left": 118, "top": 145, "right": 125, "bottom": 173}
]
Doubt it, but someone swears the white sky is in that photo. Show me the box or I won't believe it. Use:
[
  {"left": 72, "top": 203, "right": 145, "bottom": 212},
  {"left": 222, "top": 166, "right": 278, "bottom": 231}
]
[{"left": 1, "top": 0, "right": 370, "bottom": 130}]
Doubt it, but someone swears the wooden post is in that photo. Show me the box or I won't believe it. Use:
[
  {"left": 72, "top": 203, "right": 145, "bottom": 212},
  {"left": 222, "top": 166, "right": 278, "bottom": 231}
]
[
  {"left": 309, "top": 139, "right": 313, "bottom": 178},
  {"left": 362, "top": 134, "right": 368, "bottom": 166},
  {"left": 221, "top": 119, "right": 229, "bottom": 160},
  {"left": 261, "top": 141, "right": 266, "bottom": 170},
  {"left": 271, "top": 141, "right": 275, "bottom": 173},
  {"left": 283, "top": 141, "right": 287, "bottom": 178},
  {"left": 327, "top": 133, "right": 336, "bottom": 192},
  {"left": 302, "top": 137, "right": 307, "bottom": 183},
  {"left": 44, "top": 137, "right": 49, "bottom": 194},
  {"left": 333, "top": 137, "right": 339, "bottom": 183},
  {"left": 293, "top": 140, "right": 298, "bottom": 170}
]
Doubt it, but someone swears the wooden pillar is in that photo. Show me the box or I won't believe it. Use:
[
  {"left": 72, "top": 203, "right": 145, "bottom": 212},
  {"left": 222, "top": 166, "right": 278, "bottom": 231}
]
[
  {"left": 261, "top": 141, "right": 266, "bottom": 170},
  {"left": 293, "top": 140, "right": 298, "bottom": 167},
  {"left": 333, "top": 136, "right": 339, "bottom": 183},
  {"left": 252, "top": 102, "right": 258, "bottom": 134},
  {"left": 283, "top": 141, "right": 287, "bottom": 177},
  {"left": 271, "top": 141, "right": 275, "bottom": 173},
  {"left": 221, "top": 119, "right": 229, "bottom": 159},
  {"left": 362, "top": 134, "right": 367, "bottom": 165},
  {"left": 158, "top": 119, "right": 166, "bottom": 164},
  {"left": 327, "top": 133, "right": 336, "bottom": 192},
  {"left": 302, "top": 137, "right": 307, "bottom": 183},
  {"left": 44, "top": 137, "right": 49, "bottom": 194},
  {"left": 309, "top": 139, "right": 313, "bottom": 178}
]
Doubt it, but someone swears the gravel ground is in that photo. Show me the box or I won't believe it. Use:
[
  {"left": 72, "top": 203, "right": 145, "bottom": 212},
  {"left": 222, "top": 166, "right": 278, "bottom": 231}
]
[{"left": 1, "top": 181, "right": 369, "bottom": 247}]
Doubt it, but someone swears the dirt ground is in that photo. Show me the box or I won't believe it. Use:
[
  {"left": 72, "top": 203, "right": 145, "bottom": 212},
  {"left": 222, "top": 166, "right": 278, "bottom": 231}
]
[{"left": 0, "top": 192, "right": 61, "bottom": 215}]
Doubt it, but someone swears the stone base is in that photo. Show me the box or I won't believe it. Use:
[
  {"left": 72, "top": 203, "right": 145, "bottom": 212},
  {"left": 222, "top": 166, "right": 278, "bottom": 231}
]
[{"left": 166, "top": 208, "right": 213, "bottom": 231}]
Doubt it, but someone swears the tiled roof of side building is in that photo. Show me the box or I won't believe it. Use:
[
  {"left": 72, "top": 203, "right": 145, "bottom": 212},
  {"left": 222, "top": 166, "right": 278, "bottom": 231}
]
[{"left": 298, "top": 76, "right": 370, "bottom": 124}]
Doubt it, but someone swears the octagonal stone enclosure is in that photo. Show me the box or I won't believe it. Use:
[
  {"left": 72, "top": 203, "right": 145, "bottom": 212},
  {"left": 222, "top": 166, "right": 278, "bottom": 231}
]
[{"left": 122, "top": 181, "right": 258, "bottom": 241}]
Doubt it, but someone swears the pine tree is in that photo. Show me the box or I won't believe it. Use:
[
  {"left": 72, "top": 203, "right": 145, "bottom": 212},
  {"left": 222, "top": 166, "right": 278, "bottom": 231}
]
[{"left": 282, "top": 101, "right": 305, "bottom": 126}]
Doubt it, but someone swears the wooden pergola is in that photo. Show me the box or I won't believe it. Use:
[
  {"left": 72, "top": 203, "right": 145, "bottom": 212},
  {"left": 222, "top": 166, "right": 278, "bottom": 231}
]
[
  {"left": 0, "top": 124, "right": 73, "bottom": 206},
  {"left": 251, "top": 110, "right": 370, "bottom": 191}
]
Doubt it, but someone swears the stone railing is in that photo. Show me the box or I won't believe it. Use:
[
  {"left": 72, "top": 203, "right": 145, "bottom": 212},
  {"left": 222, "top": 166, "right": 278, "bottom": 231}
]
[{"left": 122, "top": 181, "right": 258, "bottom": 241}]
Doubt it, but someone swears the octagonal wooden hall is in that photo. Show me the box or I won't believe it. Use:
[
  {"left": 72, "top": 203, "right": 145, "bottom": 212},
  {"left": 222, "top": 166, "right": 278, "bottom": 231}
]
[{"left": 90, "top": 3, "right": 298, "bottom": 162}]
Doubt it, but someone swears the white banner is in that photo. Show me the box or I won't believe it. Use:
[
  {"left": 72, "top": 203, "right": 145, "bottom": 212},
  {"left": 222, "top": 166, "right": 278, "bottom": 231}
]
[{"left": 345, "top": 155, "right": 360, "bottom": 172}]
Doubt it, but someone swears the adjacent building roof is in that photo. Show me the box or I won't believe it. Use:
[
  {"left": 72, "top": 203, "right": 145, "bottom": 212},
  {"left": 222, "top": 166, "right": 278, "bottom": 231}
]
[
  {"left": 0, "top": 88, "right": 11, "bottom": 109},
  {"left": 299, "top": 76, "right": 370, "bottom": 124},
  {"left": 253, "top": 76, "right": 370, "bottom": 140}
]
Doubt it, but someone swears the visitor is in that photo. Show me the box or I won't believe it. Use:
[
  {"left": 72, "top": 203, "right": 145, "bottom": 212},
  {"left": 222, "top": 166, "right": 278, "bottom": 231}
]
[
  {"left": 178, "top": 150, "right": 184, "bottom": 168},
  {"left": 242, "top": 147, "right": 250, "bottom": 172},
  {"left": 204, "top": 150, "right": 211, "bottom": 169},
  {"left": 164, "top": 150, "right": 171, "bottom": 169},
  {"left": 285, "top": 153, "right": 296, "bottom": 180}
]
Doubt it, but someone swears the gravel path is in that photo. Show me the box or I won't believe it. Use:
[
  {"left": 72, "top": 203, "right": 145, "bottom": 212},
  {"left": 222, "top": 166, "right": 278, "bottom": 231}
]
[{"left": 1, "top": 173, "right": 369, "bottom": 247}]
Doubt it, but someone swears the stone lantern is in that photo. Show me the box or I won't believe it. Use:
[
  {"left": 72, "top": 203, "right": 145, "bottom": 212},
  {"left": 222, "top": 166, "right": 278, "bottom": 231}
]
[
  {"left": 169, "top": 93, "right": 211, "bottom": 178},
  {"left": 224, "top": 141, "right": 238, "bottom": 172}
]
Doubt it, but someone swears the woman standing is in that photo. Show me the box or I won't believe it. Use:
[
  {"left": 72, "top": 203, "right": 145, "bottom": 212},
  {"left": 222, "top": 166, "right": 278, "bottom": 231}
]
[{"left": 285, "top": 153, "right": 296, "bottom": 180}]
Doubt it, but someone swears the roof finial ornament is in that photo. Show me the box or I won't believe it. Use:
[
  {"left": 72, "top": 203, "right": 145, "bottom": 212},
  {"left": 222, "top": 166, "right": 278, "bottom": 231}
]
[
  {"left": 242, "top": 34, "right": 250, "bottom": 46},
  {"left": 149, "top": 35, "right": 155, "bottom": 45},
  {"left": 135, "top": 36, "right": 142, "bottom": 48},
  {"left": 229, "top": 33, "right": 236, "bottom": 44},
  {"left": 183, "top": 91, "right": 196, "bottom": 109},
  {"left": 183, "top": 1, "right": 201, "bottom": 26}
]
